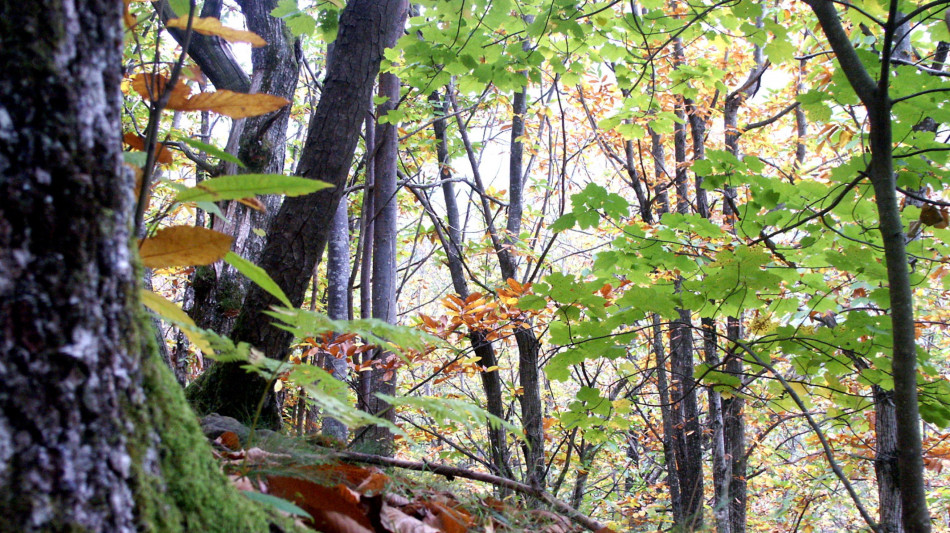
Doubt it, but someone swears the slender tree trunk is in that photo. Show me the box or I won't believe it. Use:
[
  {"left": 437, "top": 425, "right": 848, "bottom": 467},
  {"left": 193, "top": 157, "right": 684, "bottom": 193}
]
[
  {"left": 875, "top": 385, "right": 903, "bottom": 532},
  {"left": 186, "top": 0, "right": 408, "bottom": 429},
  {"left": 427, "top": 89, "right": 512, "bottom": 478},
  {"left": 322, "top": 198, "right": 351, "bottom": 441},
  {"left": 0, "top": 3, "right": 286, "bottom": 530},
  {"left": 653, "top": 314, "right": 684, "bottom": 525},
  {"left": 360, "top": 65, "right": 402, "bottom": 456},
  {"left": 805, "top": 2, "right": 931, "bottom": 530}
]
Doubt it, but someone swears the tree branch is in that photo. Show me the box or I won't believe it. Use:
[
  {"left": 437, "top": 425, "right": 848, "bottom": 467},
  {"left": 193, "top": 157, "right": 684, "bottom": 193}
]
[{"left": 330, "top": 449, "right": 610, "bottom": 532}]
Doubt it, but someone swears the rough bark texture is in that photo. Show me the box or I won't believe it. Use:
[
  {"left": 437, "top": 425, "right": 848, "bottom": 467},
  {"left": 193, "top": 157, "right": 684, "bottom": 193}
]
[
  {"left": 875, "top": 385, "right": 903, "bottom": 533},
  {"left": 187, "top": 0, "right": 407, "bottom": 429},
  {"left": 0, "top": 2, "right": 290, "bottom": 531}
]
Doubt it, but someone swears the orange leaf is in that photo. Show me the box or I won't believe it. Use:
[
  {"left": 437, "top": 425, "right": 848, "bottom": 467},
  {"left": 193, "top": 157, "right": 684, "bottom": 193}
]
[
  {"left": 216, "top": 431, "right": 241, "bottom": 450},
  {"left": 130, "top": 73, "right": 192, "bottom": 108},
  {"left": 123, "top": 133, "right": 174, "bottom": 165},
  {"left": 174, "top": 90, "right": 290, "bottom": 118},
  {"left": 506, "top": 277, "right": 523, "bottom": 293},
  {"left": 138, "top": 226, "right": 233, "bottom": 268},
  {"left": 267, "top": 476, "right": 373, "bottom": 533},
  {"left": 166, "top": 16, "right": 267, "bottom": 47}
]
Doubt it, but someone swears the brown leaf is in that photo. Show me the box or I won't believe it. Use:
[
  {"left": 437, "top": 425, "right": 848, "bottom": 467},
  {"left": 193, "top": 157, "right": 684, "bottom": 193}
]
[
  {"left": 380, "top": 504, "right": 441, "bottom": 533},
  {"left": 123, "top": 0, "right": 136, "bottom": 28},
  {"left": 267, "top": 476, "right": 374, "bottom": 533},
  {"left": 123, "top": 133, "right": 174, "bottom": 165},
  {"left": 130, "top": 73, "right": 192, "bottom": 108},
  {"left": 139, "top": 226, "right": 233, "bottom": 268},
  {"left": 921, "top": 204, "right": 944, "bottom": 227},
  {"left": 237, "top": 196, "right": 267, "bottom": 212},
  {"left": 216, "top": 431, "right": 242, "bottom": 450},
  {"left": 176, "top": 90, "right": 290, "bottom": 118},
  {"left": 166, "top": 16, "right": 267, "bottom": 47}
]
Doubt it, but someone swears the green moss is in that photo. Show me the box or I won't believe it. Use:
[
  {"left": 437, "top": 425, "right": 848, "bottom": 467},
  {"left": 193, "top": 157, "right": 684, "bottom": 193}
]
[{"left": 127, "top": 310, "right": 302, "bottom": 532}]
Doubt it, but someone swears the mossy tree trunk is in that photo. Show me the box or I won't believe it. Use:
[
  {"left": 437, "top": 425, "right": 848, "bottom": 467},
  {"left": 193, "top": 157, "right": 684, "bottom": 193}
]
[{"left": 0, "top": 2, "right": 292, "bottom": 531}]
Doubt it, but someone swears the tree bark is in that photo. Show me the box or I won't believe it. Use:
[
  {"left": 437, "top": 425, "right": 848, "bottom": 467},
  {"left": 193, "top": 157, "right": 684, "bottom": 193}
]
[
  {"left": 0, "top": 2, "right": 288, "bottom": 530},
  {"left": 322, "top": 198, "right": 351, "bottom": 441},
  {"left": 186, "top": 0, "right": 408, "bottom": 429},
  {"left": 359, "top": 63, "right": 403, "bottom": 456}
]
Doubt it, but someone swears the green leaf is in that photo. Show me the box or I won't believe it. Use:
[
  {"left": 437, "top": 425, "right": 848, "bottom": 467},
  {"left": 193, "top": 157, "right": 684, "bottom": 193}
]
[
  {"left": 168, "top": 0, "right": 191, "bottom": 17},
  {"left": 224, "top": 251, "right": 292, "bottom": 308},
  {"left": 173, "top": 133, "right": 245, "bottom": 168},
  {"left": 241, "top": 491, "right": 312, "bottom": 519},
  {"left": 176, "top": 174, "right": 333, "bottom": 203},
  {"left": 550, "top": 213, "right": 576, "bottom": 233}
]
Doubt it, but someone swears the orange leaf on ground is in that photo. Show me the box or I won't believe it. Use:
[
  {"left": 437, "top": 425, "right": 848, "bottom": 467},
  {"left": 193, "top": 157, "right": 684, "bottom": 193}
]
[
  {"left": 166, "top": 16, "right": 267, "bottom": 47},
  {"left": 138, "top": 226, "right": 233, "bottom": 268},
  {"left": 130, "top": 73, "right": 192, "bottom": 108},
  {"left": 123, "top": 133, "right": 174, "bottom": 165},
  {"left": 215, "top": 431, "right": 241, "bottom": 450},
  {"left": 176, "top": 90, "right": 290, "bottom": 118},
  {"left": 267, "top": 476, "right": 374, "bottom": 533}
]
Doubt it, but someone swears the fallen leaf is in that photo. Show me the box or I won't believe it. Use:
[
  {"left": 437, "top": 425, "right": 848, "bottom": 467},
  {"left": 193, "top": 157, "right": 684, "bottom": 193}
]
[
  {"left": 380, "top": 504, "right": 441, "bottom": 533},
  {"left": 216, "top": 431, "right": 242, "bottom": 450},
  {"left": 267, "top": 476, "right": 374, "bottom": 533}
]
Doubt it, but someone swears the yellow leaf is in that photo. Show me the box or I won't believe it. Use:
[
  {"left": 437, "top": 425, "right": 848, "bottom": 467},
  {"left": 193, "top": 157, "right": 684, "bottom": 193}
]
[
  {"left": 140, "top": 289, "right": 213, "bottom": 354},
  {"left": 176, "top": 90, "right": 290, "bottom": 119},
  {"left": 166, "top": 16, "right": 267, "bottom": 47},
  {"left": 130, "top": 73, "right": 192, "bottom": 107},
  {"left": 139, "top": 226, "right": 233, "bottom": 268}
]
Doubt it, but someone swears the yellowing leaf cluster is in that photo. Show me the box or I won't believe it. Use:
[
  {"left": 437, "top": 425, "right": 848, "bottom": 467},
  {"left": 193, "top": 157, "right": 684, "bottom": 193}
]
[{"left": 130, "top": 73, "right": 290, "bottom": 119}]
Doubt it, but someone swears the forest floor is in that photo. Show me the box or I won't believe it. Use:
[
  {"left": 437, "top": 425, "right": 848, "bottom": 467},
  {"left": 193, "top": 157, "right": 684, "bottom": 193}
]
[{"left": 200, "top": 415, "right": 597, "bottom": 533}]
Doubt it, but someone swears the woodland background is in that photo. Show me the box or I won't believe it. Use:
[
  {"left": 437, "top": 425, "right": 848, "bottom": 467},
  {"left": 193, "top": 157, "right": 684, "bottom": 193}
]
[{"left": 3, "top": 0, "right": 950, "bottom": 531}]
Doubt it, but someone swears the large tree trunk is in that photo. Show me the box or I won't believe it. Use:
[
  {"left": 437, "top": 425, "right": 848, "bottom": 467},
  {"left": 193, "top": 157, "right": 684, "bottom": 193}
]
[
  {"left": 0, "top": 2, "right": 288, "bottom": 530},
  {"left": 186, "top": 0, "right": 408, "bottom": 429}
]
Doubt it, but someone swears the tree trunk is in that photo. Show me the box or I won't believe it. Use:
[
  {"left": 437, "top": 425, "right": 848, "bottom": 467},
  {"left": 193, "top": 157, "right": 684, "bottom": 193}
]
[
  {"left": 805, "top": 2, "right": 931, "bottom": 530},
  {"left": 322, "top": 198, "right": 351, "bottom": 441},
  {"left": 426, "top": 88, "right": 512, "bottom": 478},
  {"left": 0, "top": 2, "right": 288, "bottom": 530},
  {"left": 875, "top": 385, "right": 903, "bottom": 533},
  {"left": 186, "top": 0, "right": 408, "bottom": 429},
  {"left": 359, "top": 65, "right": 402, "bottom": 456}
]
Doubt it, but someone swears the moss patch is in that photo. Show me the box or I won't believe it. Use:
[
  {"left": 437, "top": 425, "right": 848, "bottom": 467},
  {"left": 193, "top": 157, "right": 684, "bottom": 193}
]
[{"left": 127, "top": 312, "right": 301, "bottom": 532}]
